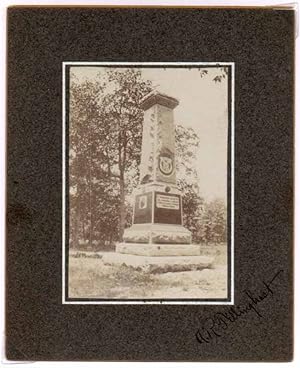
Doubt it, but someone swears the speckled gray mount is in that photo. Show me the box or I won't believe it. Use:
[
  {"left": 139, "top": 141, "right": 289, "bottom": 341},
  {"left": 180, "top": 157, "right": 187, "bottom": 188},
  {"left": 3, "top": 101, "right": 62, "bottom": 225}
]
[{"left": 6, "top": 7, "right": 294, "bottom": 361}]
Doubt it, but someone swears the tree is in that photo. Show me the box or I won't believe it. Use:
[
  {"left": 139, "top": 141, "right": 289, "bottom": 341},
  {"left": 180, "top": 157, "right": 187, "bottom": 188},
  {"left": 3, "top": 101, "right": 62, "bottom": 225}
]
[
  {"left": 99, "top": 69, "right": 153, "bottom": 240},
  {"left": 196, "top": 198, "right": 227, "bottom": 244},
  {"left": 175, "top": 124, "right": 204, "bottom": 242},
  {"left": 178, "top": 179, "right": 204, "bottom": 243},
  {"left": 69, "top": 69, "right": 153, "bottom": 246},
  {"left": 69, "top": 77, "right": 109, "bottom": 248}
]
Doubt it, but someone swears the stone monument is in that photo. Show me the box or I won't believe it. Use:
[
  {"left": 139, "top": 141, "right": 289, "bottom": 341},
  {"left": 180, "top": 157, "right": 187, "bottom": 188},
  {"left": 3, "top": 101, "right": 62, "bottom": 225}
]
[{"left": 103, "top": 90, "right": 213, "bottom": 272}]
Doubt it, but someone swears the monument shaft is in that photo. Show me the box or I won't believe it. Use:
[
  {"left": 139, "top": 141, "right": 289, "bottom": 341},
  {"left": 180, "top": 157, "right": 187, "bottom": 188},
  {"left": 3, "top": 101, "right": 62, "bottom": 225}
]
[
  {"left": 139, "top": 101, "right": 177, "bottom": 185},
  {"left": 123, "top": 90, "right": 191, "bottom": 245}
]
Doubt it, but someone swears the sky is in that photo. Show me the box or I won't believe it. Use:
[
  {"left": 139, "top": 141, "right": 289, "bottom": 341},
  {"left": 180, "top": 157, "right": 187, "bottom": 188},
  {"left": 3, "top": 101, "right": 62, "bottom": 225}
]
[{"left": 70, "top": 66, "right": 228, "bottom": 202}]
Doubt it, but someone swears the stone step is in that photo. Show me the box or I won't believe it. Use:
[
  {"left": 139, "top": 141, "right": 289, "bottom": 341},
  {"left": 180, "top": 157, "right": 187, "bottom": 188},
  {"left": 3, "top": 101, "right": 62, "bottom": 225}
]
[
  {"left": 116, "top": 242, "right": 201, "bottom": 256},
  {"left": 102, "top": 253, "right": 214, "bottom": 273}
]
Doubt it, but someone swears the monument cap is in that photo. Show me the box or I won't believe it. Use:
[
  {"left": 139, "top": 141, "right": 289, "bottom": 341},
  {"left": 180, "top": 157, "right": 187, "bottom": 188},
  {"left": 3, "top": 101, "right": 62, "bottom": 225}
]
[{"left": 140, "top": 90, "right": 179, "bottom": 111}]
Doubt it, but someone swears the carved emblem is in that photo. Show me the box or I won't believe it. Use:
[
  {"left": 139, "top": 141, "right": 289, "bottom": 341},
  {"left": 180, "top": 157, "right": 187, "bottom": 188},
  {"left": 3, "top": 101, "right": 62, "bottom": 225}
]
[
  {"left": 159, "top": 155, "right": 174, "bottom": 176},
  {"left": 138, "top": 195, "right": 147, "bottom": 209}
]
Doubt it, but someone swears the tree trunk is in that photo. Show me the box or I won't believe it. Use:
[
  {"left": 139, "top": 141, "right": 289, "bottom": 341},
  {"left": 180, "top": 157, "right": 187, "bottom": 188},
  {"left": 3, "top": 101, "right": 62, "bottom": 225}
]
[
  {"left": 80, "top": 200, "right": 87, "bottom": 248},
  {"left": 73, "top": 204, "right": 80, "bottom": 249},
  {"left": 119, "top": 175, "right": 126, "bottom": 241},
  {"left": 88, "top": 168, "right": 93, "bottom": 249}
]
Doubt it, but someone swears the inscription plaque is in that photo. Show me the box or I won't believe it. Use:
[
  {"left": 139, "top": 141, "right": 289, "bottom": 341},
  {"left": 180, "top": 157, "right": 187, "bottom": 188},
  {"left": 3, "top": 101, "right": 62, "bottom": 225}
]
[{"left": 156, "top": 194, "right": 179, "bottom": 209}]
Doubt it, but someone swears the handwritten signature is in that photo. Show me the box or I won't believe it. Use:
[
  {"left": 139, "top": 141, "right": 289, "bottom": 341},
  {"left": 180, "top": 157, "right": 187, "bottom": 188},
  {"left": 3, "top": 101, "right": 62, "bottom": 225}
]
[{"left": 195, "top": 270, "right": 284, "bottom": 344}]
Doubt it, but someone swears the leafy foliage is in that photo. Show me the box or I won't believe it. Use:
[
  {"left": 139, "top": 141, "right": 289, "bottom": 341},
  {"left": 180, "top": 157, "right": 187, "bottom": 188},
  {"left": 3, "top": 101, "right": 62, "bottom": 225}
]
[
  {"left": 69, "top": 68, "right": 152, "bottom": 247},
  {"left": 213, "top": 67, "right": 228, "bottom": 83},
  {"left": 196, "top": 198, "right": 227, "bottom": 244}
]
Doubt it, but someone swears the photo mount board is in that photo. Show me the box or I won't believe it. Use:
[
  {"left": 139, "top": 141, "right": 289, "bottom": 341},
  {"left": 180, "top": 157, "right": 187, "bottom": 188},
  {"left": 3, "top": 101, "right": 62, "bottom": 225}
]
[{"left": 6, "top": 7, "right": 294, "bottom": 361}]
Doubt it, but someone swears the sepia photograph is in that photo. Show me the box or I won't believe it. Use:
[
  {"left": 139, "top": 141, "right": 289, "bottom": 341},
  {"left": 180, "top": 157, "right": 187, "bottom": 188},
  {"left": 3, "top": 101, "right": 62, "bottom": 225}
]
[{"left": 63, "top": 62, "right": 234, "bottom": 303}]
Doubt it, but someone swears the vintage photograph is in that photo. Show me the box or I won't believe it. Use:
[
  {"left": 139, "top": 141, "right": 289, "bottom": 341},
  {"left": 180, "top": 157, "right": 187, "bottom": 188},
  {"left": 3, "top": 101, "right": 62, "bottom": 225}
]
[{"left": 63, "top": 63, "right": 234, "bottom": 303}]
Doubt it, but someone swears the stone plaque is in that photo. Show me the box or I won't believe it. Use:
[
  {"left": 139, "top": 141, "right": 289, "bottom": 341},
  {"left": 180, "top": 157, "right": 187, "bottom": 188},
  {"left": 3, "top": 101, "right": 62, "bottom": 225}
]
[
  {"left": 154, "top": 192, "right": 182, "bottom": 225},
  {"left": 133, "top": 192, "right": 152, "bottom": 224}
]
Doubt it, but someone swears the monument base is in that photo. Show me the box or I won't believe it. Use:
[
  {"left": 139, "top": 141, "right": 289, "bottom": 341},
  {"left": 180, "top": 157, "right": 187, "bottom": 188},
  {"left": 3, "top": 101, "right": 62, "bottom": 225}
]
[
  {"left": 116, "top": 242, "right": 201, "bottom": 256},
  {"left": 123, "top": 223, "right": 192, "bottom": 244},
  {"left": 102, "top": 252, "right": 214, "bottom": 273}
]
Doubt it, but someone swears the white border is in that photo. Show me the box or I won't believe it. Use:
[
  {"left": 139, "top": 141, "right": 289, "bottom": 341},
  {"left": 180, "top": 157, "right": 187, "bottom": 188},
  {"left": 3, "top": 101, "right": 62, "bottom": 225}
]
[
  {"left": 62, "top": 63, "right": 66, "bottom": 304},
  {"left": 62, "top": 61, "right": 235, "bottom": 305}
]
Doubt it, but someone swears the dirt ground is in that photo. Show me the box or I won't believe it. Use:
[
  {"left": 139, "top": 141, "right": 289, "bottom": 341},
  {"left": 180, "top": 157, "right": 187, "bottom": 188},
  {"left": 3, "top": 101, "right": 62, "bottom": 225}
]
[{"left": 68, "top": 244, "right": 228, "bottom": 300}]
